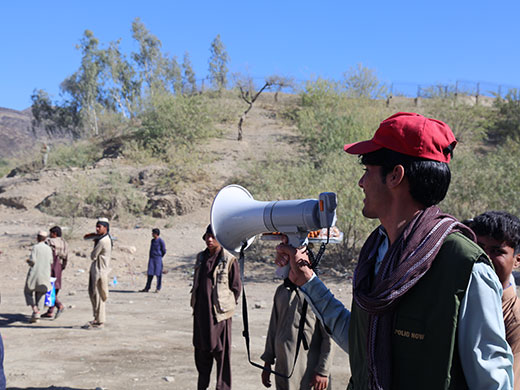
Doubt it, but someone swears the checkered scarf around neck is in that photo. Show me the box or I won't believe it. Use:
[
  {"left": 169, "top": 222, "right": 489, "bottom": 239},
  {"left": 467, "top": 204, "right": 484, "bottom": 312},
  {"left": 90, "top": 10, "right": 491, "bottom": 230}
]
[{"left": 352, "top": 205, "right": 476, "bottom": 390}]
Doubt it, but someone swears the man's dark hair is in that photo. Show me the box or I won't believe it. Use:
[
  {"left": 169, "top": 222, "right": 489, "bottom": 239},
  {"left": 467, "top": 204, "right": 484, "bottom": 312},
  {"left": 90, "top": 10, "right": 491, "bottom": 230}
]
[
  {"left": 466, "top": 211, "right": 520, "bottom": 254},
  {"left": 152, "top": 228, "right": 160, "bottom": 236},
  {"left": 50, "top": 226, "right": 62, "bottom": 237},
  {"left": 360, "top": 148, "right": 451, "bottom": 207}
]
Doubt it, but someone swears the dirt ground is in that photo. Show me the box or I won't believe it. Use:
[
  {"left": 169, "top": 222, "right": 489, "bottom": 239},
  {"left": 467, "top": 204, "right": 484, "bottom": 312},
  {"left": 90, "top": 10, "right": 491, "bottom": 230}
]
[
  {"left": 0, "top": 99, "right": 354, "bottom": 390},
  {"left": 0, "top": 206, "right": 353, "bottom": 390}
]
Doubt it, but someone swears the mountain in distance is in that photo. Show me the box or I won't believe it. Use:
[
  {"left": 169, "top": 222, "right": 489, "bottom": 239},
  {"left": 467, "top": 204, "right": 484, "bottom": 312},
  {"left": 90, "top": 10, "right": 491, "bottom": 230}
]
[{"left": 0, "top": 106, "right": 48, "bottom": 160}]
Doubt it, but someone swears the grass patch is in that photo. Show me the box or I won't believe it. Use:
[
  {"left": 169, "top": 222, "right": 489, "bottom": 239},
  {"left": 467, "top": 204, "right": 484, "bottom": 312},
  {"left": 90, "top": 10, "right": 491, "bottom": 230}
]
[
  {"left": 37, "top": 171, "right": 147, "bottom": 221},
  {"left": 47, "top": 140, "right": 103, "bottom": 168}
]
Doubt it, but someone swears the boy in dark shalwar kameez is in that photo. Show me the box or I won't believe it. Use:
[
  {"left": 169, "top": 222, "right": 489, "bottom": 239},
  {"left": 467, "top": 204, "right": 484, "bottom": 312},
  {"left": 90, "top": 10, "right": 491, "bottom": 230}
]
[
  {"left": 191, "top": 224, "right": 241, "bottom": 390},
  {"left": 140, "top": 228, "right": 166, "bottom": 293}
]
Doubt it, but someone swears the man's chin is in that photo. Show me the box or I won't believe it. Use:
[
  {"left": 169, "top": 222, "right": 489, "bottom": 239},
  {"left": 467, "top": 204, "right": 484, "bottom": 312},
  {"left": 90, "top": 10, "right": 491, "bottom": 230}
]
[{"left": 361, "top": 209, "right": 378, "bottom": 219}]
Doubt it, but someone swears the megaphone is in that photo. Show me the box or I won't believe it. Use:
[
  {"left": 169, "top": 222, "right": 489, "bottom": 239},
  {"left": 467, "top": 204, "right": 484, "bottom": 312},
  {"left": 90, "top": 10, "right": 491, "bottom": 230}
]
[{"left": 210, "top": 185, "right": 337, "bottom": 276}]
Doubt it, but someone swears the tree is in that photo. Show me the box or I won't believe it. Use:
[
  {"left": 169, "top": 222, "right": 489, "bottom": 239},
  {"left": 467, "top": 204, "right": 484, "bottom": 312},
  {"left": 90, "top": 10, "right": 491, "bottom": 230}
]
[
  {"left": 131, "top": 17, "right": 165, "bottom": 95},
  {"left": 265, "top": 75, "right": 294, "bottom": 102},
  {"left": 60, "top": 29, "right": 105, "bottom": 136},
  {"left": 234, "top": 73, "right": 285, "bottom": 141},
  {"left": 208, "top": 34, "right": 229, "bottom": 92},
  {"left": 102, "top": 39, "right": 141, "bottom": 118},
  {"left": 343, "top": 63, "right": 387, "bottom": 99},
  {"left": 31, "top": 30, "right": 104, "bottom": 138},
  {"left": 31, "top": 89, "right": 81, "bottom": 138},
  {"left": 164, "top": 56, "right": 183, "bottom": 95},
  {"left": 182, "top": 52, "right": 197, "bottom": 94}
]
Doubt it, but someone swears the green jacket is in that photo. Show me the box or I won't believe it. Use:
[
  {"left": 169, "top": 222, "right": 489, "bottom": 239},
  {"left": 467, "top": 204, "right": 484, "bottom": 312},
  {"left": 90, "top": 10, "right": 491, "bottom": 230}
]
[{"left": 348, "top": 232, "right": 486, "bottom": 390}]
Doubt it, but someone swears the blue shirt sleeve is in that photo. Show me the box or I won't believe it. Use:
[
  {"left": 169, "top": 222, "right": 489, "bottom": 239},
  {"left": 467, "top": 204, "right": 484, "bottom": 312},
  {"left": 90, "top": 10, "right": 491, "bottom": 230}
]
[
  {"left": 458, "top": 261, "right": 514, "bottom": 390},
  {"left": 300, "top": 274, "right": 351, "bottom": 352}
]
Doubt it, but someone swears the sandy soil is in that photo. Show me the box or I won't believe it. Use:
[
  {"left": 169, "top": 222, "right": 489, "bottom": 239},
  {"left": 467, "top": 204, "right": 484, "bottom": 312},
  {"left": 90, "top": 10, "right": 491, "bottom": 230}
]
[
  {"left": 0, "top": 208, "right": 353, "bottom": 390},
  {"left": 0, "top": 99, "right": 354, "bottom": 390}
]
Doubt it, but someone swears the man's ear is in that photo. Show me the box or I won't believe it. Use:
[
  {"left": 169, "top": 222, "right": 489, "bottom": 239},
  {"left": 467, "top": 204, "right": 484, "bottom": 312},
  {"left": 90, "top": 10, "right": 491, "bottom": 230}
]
[
  {"left": 513, "top": 252, "right": 520, "bottom": 269},
  {"left": 386, "top": 165, "right": 405, "bottom": 188}
]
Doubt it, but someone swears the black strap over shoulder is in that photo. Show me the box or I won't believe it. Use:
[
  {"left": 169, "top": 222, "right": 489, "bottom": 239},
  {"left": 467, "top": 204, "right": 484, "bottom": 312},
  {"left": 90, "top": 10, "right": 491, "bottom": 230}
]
[{"left": 239, "top": 240, "right": 327, "bottom": 378}]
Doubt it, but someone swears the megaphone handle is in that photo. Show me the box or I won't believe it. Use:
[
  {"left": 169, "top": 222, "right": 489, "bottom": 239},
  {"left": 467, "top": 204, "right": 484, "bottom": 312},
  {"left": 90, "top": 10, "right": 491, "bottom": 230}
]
[
  {"left": 276, "top": 234, "right": 308, "bottom": 279},
  {"left": 275, "top": 265, "right": 290, "bottom": 279}
]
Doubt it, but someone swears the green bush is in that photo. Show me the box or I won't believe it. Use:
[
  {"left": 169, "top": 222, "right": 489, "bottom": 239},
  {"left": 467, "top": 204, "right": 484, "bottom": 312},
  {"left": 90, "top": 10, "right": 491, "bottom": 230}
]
[
  {"left": 419, "top": 98, "right": 491, "bottom": 143},
  {"left": 0, "top": 158, "right": 11, "bottom": 178},
  {"left": 47, "top": 141, "right": 103, "bottom": 168},
  {"left": 297, "top": 79, "right": 390, "bottom": 158},
  {"left": 487, "top": 89, "right": 520, "bottom": 142},
  {"left": 137, "top": 92, "right": 217, "bottom": 155}
]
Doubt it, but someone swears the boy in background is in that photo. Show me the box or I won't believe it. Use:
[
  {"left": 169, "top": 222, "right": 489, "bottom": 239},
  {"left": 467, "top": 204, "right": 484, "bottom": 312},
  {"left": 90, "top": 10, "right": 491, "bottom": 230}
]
[
  {"left": 467, "top": 211, "right": 520, "bottom": 389},
  {"left": 261, "top": 278, "right": 333, "bottom": 390}
]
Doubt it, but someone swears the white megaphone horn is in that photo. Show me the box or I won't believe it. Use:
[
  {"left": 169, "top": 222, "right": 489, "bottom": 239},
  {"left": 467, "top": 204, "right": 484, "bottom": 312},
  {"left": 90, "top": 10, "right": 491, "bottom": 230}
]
[{"left": 210, "top": 185, "right": 337, "bottom": 262}]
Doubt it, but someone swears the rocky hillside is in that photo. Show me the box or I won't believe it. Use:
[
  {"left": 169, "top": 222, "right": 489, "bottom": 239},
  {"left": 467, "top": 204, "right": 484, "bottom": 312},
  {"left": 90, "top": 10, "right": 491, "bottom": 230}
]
[
  {"left": 0, "top": 95, "right": 302, "bottom": 226},
  {"left": 0, "top": 106, "right": 48, "bottom": 159}
]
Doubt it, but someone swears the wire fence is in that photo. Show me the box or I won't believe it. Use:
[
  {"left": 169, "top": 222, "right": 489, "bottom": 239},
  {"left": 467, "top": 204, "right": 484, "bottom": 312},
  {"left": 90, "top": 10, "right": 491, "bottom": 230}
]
[
  {"left": 194, "top": 75, "right": 519, "bottom": 102},
  {"left": 390, "top": 80, "right": 519, "bottom": 99}
]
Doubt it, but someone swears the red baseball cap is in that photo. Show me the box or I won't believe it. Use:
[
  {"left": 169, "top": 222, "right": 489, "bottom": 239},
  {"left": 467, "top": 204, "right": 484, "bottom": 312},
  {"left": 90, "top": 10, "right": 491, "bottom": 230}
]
[{"left": 343, "top": 112, "right": 457, "bottom": 163}]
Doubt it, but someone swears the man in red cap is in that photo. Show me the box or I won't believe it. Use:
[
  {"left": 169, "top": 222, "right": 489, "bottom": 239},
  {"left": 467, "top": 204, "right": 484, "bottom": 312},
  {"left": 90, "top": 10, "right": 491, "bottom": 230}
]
[{"left": 275, "top": 112, "right": 513, "bottom": 389}]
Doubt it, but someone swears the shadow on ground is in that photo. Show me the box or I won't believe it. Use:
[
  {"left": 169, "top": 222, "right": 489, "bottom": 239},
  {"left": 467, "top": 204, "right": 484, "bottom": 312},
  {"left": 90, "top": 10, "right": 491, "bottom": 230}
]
[
  {"left": 108, "top": 289, "right": 139, "bottom": 294},
  {"left": 0, "top": 313, "right": 75, "bottom": 329},
  {"left": 0, "top": 313, "right": 26, "bottom": 326}
]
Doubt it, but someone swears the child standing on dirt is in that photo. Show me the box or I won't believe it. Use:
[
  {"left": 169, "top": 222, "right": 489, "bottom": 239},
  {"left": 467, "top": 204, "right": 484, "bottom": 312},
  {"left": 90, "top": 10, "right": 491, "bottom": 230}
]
[
  {"left": 261, "top": 278, "right": 333, "bottom": 390},
  {"left": 140, "top": 228, "right": 166, "bottom": 293}
]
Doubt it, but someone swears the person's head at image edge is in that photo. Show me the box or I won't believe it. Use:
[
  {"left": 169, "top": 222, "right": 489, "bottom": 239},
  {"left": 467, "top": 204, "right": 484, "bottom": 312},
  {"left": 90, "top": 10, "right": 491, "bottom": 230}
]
[{"left": 466, "top": 211, "right": 520, "bottom": 289}]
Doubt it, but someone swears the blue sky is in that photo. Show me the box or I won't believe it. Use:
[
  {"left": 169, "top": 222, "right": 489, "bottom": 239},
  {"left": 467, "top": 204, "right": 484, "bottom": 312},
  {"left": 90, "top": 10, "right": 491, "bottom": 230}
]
[{"left": 1, "top": 0, "right": 519, "bottom": 110}]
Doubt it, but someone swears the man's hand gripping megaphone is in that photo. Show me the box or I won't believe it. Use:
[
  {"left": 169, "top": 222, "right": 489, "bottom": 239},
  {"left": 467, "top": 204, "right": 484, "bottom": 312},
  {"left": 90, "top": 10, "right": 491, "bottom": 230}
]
[{"left": 275, "top": 235, "right": 315, "bottom": 287}]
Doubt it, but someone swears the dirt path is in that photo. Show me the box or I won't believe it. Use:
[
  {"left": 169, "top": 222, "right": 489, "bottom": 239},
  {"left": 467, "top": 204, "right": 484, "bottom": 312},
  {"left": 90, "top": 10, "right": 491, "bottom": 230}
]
[{"left": 0, "top": 98, "right": 353, "bottom": 389}]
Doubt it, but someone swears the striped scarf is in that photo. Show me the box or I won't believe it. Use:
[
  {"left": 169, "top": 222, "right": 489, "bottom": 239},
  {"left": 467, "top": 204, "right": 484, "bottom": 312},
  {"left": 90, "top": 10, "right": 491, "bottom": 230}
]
[{"left": 353, "top": 206, "right": 476, "bottom": 390}]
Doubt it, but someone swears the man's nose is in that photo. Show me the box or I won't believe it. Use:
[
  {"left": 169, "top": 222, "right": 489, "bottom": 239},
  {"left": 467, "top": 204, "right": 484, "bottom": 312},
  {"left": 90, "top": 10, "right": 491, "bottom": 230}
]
[{"left": 358, "top": 175, "right": 364, "bottom": 188}]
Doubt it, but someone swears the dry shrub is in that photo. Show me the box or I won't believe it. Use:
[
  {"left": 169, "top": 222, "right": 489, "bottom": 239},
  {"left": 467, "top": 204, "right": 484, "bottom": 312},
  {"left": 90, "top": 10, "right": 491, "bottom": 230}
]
[{"left": 37, "top": 172, "right": 147, "bottom": 221}]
